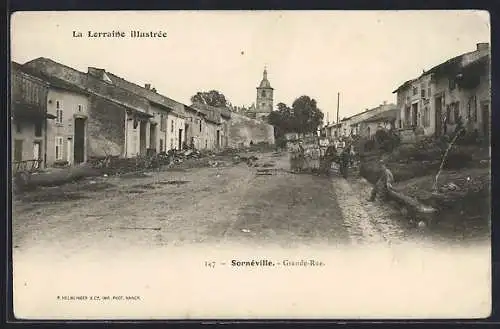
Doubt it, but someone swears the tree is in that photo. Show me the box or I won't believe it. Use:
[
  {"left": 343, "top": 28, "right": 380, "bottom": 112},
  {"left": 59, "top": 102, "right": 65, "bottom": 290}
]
[
  {"left": 268, "top": 102, "right": 293, "bottom": 139},
  {"left": 291, "top": 95, "right": 324, "bottom": 136},
  {"left": 190, "top": 90, "right": 228, "bottom": 108},
  {"left": 268, "top": 96, "right": 324, "bottom": 139}
]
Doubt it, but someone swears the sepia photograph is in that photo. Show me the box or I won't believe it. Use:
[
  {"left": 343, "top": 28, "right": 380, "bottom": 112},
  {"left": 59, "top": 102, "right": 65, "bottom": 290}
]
[{"left": 10, "top": 10, "right": 491, "bottom": 320}]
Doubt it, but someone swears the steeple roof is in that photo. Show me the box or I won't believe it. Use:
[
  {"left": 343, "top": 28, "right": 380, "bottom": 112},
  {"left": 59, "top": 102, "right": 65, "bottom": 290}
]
[{"left": 258, "top": 67, "right": 273, "bottom": 89}]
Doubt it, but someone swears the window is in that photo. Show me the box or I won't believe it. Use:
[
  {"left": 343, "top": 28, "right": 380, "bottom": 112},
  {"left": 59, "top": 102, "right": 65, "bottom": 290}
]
[
  {"left": 16, "top": 122, "right": 22, "bottom": 133},
  {"left": 421, "top": 88, "right": 426, "bottom": 98},
  {"left": 427, "top": 87, "right": 431, "bottom": 98},
  {"left": 199, "top": 120, "right": 202, "bottom": 132},
  {"left": 453, "top": 102, "right": 460, "bottom": 123},
  {"left": 473, "top": 99, "right": 478, "bottom": 122},
  {"left": 55, "top": 136, "right": 64, "bottom": 160},
  {"left": 159, "top": 139, "right": 164, "bottom": 152},
  {"left": 33, "top": 87, "right": 39, "bottom": 104},
  {"left": 449, "top": 79, "right": 456, "bottom": 90},
  {"left": 468, "top": 96, "right": 478, "bottom": 122},
  {"left": 55, "top": 100, "right": 63, "bottom": 124},
  {"left": 34, "top": 122, "right": 42, "bottom": 137},
  {"left": 404, "top": 106, "right": 411, "bottom": 127},
  {"left": 14, "top": 140, "right": 23, "bottom": 162},
  {"left": 412, "top": 86, "right": 418, "bottom": 96},
  {"left": 160, "top": 114, "right": 166, "bottom": 131},
  {"left": 77, "top": 104, "right": 83, "bottom": 112},
  {"left": 171, "top": 120, "right": 174, "bottom": 133},
  {"left": 446, "top": 105, "right": 453, "bottom": 124},
  {"left": 261, "top": 90, "right": 266, "bottom": 97}
]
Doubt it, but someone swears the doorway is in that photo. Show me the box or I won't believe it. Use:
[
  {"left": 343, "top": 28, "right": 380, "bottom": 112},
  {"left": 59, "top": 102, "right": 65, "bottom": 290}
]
[
  {"left": 178, "top": 129, "right": 183, "bottom": 150},
  {"left": 140, "top": 121, "right": 147, "bottom": 155},
  {"left": 411, "top": 103, "right": 418, "bottom": 127},
  {"left": 74, "top": 118, "right": 86, "bottom": 164},
  {"left": 435, "top": 96, "right": 443, "bottom": 136},
  {"left": 150, "top": 123, "right": 157, "bottom": 150},
  {"left": 33, "top": 141, "right": 41, "bottom": 168}
]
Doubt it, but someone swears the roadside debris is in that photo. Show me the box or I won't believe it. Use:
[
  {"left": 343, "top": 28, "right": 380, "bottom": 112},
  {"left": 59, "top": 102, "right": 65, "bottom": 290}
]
[
  {"left": 439, "top": 182, "right": 460, "bottom": 192},
  {"left": 256, "top": 168, "right": 273, "bottom": 176},
  {"left": 117, "top": 227, "right": 161, "bottom": 231}
]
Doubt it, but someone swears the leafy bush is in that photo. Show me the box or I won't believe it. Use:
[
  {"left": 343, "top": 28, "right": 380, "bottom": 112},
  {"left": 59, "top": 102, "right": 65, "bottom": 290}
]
[
  {"left": 455, "top": 129, "right": 481, "bottom": 146},
  {"left": 442, "top": 148, "right": 474, "bottom": 169}
]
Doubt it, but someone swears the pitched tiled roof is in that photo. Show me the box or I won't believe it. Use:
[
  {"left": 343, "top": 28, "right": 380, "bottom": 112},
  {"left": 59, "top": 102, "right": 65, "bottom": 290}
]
[
  {"left": 104, "top": 71, "right": 186, "bottom": 116},
  {"left": 22, "top": 58, "right": 152, "bottom": 117},
  {"left": 362, "top": 109, "right": 399, "bottom": 123},
  {"left": 392, "top": 79, "right": 417, "bottom": 94}
]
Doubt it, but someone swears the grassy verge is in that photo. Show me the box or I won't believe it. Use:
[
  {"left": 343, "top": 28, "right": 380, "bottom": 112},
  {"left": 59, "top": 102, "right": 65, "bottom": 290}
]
[{"left": 359, "top": 139, "right": 490, "bottom": 225}]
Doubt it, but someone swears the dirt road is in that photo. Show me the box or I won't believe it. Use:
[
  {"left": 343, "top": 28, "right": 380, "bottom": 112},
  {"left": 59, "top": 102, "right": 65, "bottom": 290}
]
[{"left": 12, "top": 151, "right": 489, "bottom": 256}]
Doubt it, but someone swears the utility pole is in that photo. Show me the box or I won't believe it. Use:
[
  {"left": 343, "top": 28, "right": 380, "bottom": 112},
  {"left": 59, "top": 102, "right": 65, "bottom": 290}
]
[{"left": 336, "top": 92, "right": 340, "bottom": 138}]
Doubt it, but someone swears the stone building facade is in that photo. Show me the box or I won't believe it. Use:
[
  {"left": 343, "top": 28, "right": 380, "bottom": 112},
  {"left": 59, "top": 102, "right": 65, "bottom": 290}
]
[{"left": 393, "top": 43, "right": 490, "bottom": 139}]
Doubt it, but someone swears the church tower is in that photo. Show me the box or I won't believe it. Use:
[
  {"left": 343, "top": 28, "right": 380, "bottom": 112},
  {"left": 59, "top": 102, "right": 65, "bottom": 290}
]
[{"left": 255, "top": 67, "right": 273, "bottom": 120}]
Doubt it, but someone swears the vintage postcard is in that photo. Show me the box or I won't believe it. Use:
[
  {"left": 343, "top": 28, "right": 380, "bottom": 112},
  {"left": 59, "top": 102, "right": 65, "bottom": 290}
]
[{"left": 10, "top": 10, "right": 491, "bottom": 320}]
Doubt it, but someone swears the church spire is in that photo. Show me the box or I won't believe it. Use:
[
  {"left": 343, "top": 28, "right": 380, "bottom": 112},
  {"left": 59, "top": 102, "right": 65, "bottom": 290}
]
[{"left": 263, "top": 65, "right": 268, "bottom": 80}]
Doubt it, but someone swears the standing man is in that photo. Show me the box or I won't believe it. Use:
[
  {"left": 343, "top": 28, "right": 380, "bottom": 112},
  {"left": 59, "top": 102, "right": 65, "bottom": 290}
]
[
  {"left": 295, "top": 140, "right": 305, "bottom": 173},
  {"left": 321, "top": 140, "right": 337, "bottom": 176},
  {"left": 339, "top": 143, "right": 351, "bottom": 178},
  {"left": 368, "top": 160, "right": 395, "bottom": 201}
]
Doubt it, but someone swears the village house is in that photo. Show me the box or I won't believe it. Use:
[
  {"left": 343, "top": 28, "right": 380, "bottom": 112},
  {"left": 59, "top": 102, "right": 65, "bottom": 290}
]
[
  {"left": 44, "top": 75, "right": 90, "bottom": 166},
  {"left": 357, "top": 108, "right": 398, "bottom": 139},
  {"left": 22, "top": 58, "right": 153, "bottom": 160},
  {"left": 321, "top": 123, "right": 341, "bottom": 140},
  {"left": 184, "top": 105, "right": 208, "bottom": 150},
  {"left": 393, "top": 43, "right": 490, "bottom": 141},
  {"left": 11, "top": 62, "right": 54, "bottom": 170},
  {"left": 337, "top": 102, "right": 397, "bottom": 138},
  {"left": 219, "top": 107, "right": 232, "bottom": 148},
  {"left": 93, "top": 69, "right": 188, "bottom": 153},
  {"left": 191, "top": 103, "right": 224, "bottom": 150},
  {"left": 167, "top": 108, "right": 187, "bottom": 151}
]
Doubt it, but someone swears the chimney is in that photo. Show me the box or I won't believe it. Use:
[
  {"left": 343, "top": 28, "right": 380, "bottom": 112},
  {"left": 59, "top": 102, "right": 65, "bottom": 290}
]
[
  {"left": 88, "top": 67, "right": 105, "bottom": 79},
  {"left": 151, "top": 87, "right": 157, "bottom": 93},
  {"left": 144, "top": 83, "right": 151, "bottom": 90},
  {"left": 383, "top": 100, "right": 387, "bottom": 105},
  {"left": 477, "top": 43, "right": 489, "bottom": 51}
]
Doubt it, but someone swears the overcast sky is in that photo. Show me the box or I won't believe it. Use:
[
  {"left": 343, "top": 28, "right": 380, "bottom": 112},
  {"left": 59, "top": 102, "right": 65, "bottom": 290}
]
[{"left": 11, "top": 10, "right": 490, "bottom": 122}]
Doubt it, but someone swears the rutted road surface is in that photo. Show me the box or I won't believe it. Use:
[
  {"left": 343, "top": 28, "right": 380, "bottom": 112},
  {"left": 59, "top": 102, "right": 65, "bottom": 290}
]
[{"left": 13, "top": 151, "right": 487, "bottom": 256}]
